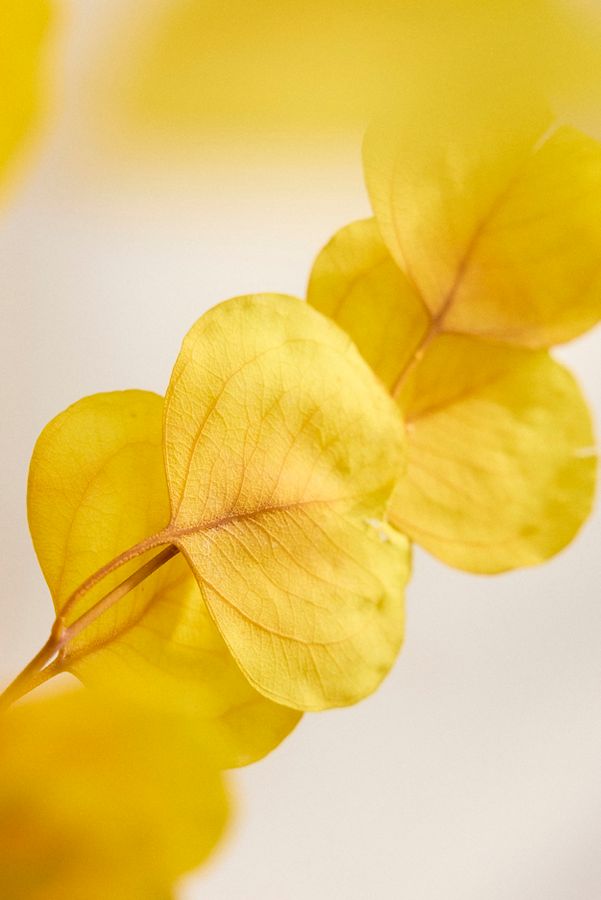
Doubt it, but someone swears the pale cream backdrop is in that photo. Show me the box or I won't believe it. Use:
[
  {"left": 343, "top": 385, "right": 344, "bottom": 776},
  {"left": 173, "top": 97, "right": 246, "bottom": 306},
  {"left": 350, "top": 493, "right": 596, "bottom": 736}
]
[{"left": 1, "top": 3, "right": 600, "bottom": 899}]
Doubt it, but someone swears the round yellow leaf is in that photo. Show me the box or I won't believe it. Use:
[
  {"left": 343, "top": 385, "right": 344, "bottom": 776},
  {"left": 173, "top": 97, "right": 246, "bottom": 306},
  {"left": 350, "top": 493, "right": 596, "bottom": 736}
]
[
  {"left": 391, "top": 334, "right": 597, "bottom": 572},
  {"left": 163, "top": 295, "right": 409, "bottom": 711}
]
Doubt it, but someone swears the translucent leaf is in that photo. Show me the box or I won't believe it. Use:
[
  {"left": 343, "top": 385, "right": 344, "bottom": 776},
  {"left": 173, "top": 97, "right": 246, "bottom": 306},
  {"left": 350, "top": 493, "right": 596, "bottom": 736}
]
[
  {"left": 0, "top": 690, "right": 229, "bottom": 899},
  {"left": 363, "top": 90, "right": 601, "bottom": 348},
  {"left": 307, "top": 218, "right": 428, "bottom": 392},
  {"left": 163, "top": 295, "right": 409, "bottom": 711},
  {"left": 390, "top": 336, "right": 595, "bottom": 573},
  {"left": 0, "top": 0, "right": 51, "bottom": 193},
  {"left": 28, "top": 390, "right": 300, "bottom": 767},
  {"left": 308, "top": 225, "right": 597, "bottom": 573}
]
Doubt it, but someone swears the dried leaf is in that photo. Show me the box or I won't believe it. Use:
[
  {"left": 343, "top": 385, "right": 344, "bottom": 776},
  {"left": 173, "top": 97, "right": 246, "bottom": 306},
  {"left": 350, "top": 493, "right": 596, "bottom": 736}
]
[
  {"left": 163, "top": 295, "right": 409, "bottom": 710},
  {"left": 28, "top": 390, "right": 300, "bottom": 766},
  {"left": 363, "top": 91, "right": 601, "bottom": 347}
]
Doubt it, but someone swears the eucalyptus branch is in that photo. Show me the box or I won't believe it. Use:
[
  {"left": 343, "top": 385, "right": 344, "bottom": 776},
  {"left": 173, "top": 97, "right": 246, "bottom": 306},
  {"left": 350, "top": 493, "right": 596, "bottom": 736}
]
[{"left": 0, "top": 543, "right": 179, "bottom": 712}]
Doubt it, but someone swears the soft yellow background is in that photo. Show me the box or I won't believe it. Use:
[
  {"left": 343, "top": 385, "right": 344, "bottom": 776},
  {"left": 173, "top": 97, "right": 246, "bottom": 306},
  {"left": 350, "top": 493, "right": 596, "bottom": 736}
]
[{"left": 1, "top": 3, "right": 600, "bottom": 898}]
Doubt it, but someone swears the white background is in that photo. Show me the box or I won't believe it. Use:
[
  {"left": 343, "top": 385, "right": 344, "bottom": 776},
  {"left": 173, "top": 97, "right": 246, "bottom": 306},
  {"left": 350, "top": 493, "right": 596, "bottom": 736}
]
[{"left": 1, "top": 4, "right": 600, "bottom": 898}]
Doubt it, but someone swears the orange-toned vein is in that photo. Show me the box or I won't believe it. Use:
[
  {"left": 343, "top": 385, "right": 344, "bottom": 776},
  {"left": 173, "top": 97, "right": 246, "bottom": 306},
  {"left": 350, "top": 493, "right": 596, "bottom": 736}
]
[{"left": 170, "top": 495, "right": 348, "bottom": 539}]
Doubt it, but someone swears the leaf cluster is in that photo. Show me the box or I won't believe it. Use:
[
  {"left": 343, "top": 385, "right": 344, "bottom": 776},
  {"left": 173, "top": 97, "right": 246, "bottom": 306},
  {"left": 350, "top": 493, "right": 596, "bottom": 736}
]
[{"left": 1, "top": 15, "right": 600, "bottom": 898}]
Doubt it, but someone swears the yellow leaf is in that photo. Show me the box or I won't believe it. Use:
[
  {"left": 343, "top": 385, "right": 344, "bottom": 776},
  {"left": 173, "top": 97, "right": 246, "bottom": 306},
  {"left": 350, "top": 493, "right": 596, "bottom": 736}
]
[
  {"left": 0, "top": 690, "right": 229, "bottom": 899},
  {"left": 87, "top": 0, "right": 601, "bottom": 161},
  {"left": 163, "top": 295, "right": 409, "bottom": 711},
  {"left": 364, "top": 90, "right": 601, "bottom": 347},
  {"left": 0, "top": 0, "right": 52, "bottom": 194},
  {"left": 308, "top": 222, "right": 597, "bottom": 572},
  {"left": 390, "top": 335, "right": 595, "bottom": 573},
  {"left": 27, "top": 390, "right": 300, "bottom": 767},
  {"left": 307, "top": 218, "right": 428, "bottom": 392}
]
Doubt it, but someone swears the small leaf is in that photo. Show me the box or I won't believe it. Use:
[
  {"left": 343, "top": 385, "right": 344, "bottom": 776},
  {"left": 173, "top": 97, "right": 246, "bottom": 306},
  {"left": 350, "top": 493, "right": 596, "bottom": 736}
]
[
  {"left": 163, "top": 294, "right": 409, "bottom": 711},
  {"left": 389, "top": 335, "right": 595, "bottom": 573},
  {"left": 363, "top": 90, "right": 601, "bottom": 347},
  {"left": 0, "top": 690, "right": 229, "bottom": 899},
  {"left": 28, "top": 390, "right": 300, "bottom": 767},
  {"left": 307, "top": 218, "right": 428, "bottom": 392}
]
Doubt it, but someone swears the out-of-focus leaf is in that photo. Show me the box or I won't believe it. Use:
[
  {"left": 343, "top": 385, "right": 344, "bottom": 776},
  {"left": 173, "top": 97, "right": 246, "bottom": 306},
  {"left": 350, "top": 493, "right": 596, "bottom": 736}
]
[
  {"left": 0, "top": 0, "right": 51, "bottom": 194},
  {"left": 163, "top": 295, "right": 409, "bottom": 711},
  {"left": 0, "top": 690, "right": 229, "bottom": 900},
  {"left": 392, "top": 335, "right": 596, "bottom": 573},
  {"left": 90, "top": 0, "right": 601, "bottom": 154},
  {"left": 363, "top": 91, "right": 601, "bottom": 347},
  {"left": 28, "top": 390, "right": 300, "bottom": 767}
]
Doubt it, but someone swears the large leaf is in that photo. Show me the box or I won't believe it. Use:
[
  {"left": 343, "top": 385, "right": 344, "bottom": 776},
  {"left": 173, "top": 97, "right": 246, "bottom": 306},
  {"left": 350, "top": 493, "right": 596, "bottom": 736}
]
[
  {"left": 0, "top": 0, "right": 51, "bottom": 194},
  {"left": 162, "top": 295, "right": 409, "bottom": 711},
  {"left": 28, "top": 390, "right": 300, "bottom": 767},
  {"left": 363, "top": 91, "right": 601, "bottom": 348},
  {"left": 308, "top": 222, "right": 597, "bottom": 572},
  {"left": 0, "top": 690, "right": 229, "bottom": 899}
]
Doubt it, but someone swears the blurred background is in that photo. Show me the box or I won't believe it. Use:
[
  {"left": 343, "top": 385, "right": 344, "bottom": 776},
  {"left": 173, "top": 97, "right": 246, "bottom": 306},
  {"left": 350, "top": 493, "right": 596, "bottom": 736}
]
[{"left": 1, "top": 1, "right": 600, "bottom": 897}]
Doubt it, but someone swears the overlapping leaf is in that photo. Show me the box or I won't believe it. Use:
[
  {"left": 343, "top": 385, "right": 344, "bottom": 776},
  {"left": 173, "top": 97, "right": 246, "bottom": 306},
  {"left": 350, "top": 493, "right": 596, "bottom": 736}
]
[
  {"left": 28, "top": 390, "right": 300, "bottom": 766},
  {"left": 393, "top": 335, "right": 595, "bottom": 572},
  {"left": 308, "top": 218, "right": 428, "bottom": 393},
  {"left": 0, "top": 691, "right": 229, "bottom": 899},
  {"left": 162, "top": 294, "right": 409, "bottom": 711},
  {"left": 308, "top": 91, "right": 600, "bottom": 572},
  {"left": 363, "top": 91, "right": 601, "bottom": 347}
]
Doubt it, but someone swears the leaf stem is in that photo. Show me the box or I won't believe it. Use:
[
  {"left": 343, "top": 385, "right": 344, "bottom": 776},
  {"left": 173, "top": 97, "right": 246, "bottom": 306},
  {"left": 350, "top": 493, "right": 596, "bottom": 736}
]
[
  {"left": 58, "top": 544, "right": 179, "bottom": 653},
  {"left": 0, "top": 543, "right": 180, "bottom": 712},
  {"left": 59, "top": 530, "right": 171, "bottom": 621}
]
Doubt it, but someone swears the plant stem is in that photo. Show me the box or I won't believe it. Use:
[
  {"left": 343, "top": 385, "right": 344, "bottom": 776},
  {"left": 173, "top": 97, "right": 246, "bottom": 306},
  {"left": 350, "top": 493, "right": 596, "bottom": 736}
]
[
  {"left": 59, "top": 529, "right": 171, "bottom": 621},
  {"left": 0, "top": 635, "right": 58, "bottom": 713},
  {"left": 59, "top": 544, "right": 179, "bottom": 651},
  {"left": 0, "top": 543, "right": 180, "bottom": 712}
]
